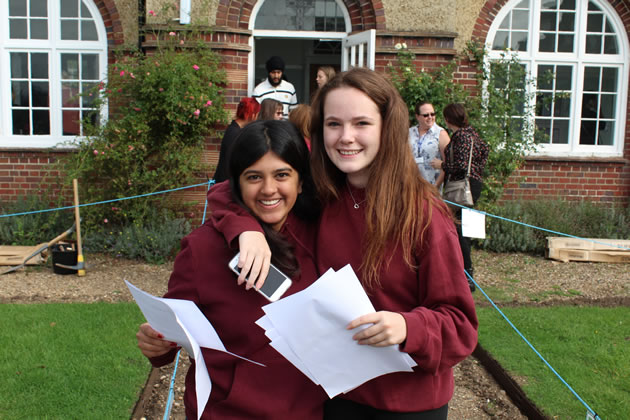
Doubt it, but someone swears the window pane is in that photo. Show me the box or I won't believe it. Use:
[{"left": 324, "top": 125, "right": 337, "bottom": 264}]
[
  {"left": 83, "top": 110, "right": 99, "bottom": 128},
  {"left": 61, "top": 0, "right": 78, "bottom": 17},
  {"left": 511, "top": 32, "right": 528, "bottom": 51},
  {"left": 13, "top": 110, "right": 30, "bottom": 135},
  {"left": 81, "top": 55, "right": 99, "bottom": 79},
  {"left": 499, "top": 15, "right": 510, "bottom": 29},
  {"left": 581, "top": 94, "right": 598, "bottom": 118},
  {"left": 537, "top": 65, "right": 554, "bottom": 89},
  {"left": 9, "top": 19, "right": 28, "bottom": 39},
  {"left": 63, "top": 110, "right": 81, "bottom": 135},
  {"left": 556, "top": 66, "right": 572, "bottom": 90},
  {"left": 493, "top": 31, "right": 509, "bottom": 50},
  {"left": 536, "top": 93, "right": 552, "bottom": 116},
  {"left": 81, "top": 82, "right": 97, "bottom": 107},
  {"left": 579, "top": 121, "right": 596, "bottom": 144},
  {"left": 81, "top": 1, "right": 91, "bottom": 17},
  {"left": 31, "top": 53, "right": 48, "bottom": 79},
  {"left": 535, "top": 119, "right": 551, "bottom": 144},
  {"left": 601, "top": 68, "right": 617, "bottom": 92},
  {"left": 560, "top": 0, "right": 575, "bottom": 9},
  {"left": 30, "top": 19, "right": 48, "bottom": 39},
  {"left": 587, "top": 13, "right": 602, "bottom": 32},
  {"left": 552, "top": 120, "right": 569, "bottom": 143},
  {"left": 583, "top": 67, "right": 600, "bottom": 91},
  {"left": 540, "top": 12, "right": 556, "bottom": 30},
  {"left": 11, "top": 53, "right": 28, "bottom": 78},
  {"left": 32, "top": 110, "right": 50, "bottom": 134},
  {"left": 513, "top": 10, "right": 528, "bottom": 29},
  {"left": 542, "top": 0, "right": 557, "bottom": 9},
  {"left": 585, "top": 34, "right": 601, "bottom": 54},
  {"left": 599, "top": 94, "right": 615, "bottom": 118},
  {"left": 81, "top": 20, "right": 97, "bottom": 41},
  {"left": 9, "top": 0, "right": 27, "bottom": 15},
  {"left": 603, "top": 35, "right": 618, "bottom": 54},
  {"left": 558, "top": 34, "right": 573, "bottom": 52},
  {"left": 61, "top": 20, "right": 78, "bottom": 40},
  {"left": 32, "top": 81, "right": 49, "bottom": 107},
  {"left": 539, "top": 33, "right": 555, "bottom": 52},
  {"left": 61, "top": 54, "right": 79, "bottom": 79},
  {"left": 558, "top": 12, "right": 574, "bottom": 31},
  {"left": 597, "top": 121, "right": 614, "bottom": 145},
  {"left": 62, "top": 82, "right": 80, "bottom": 107},
  {"left": 554, "top": 94, "right": 571, "bottom": 117},
  {"left": 30, "top": 0, "right": 47, "bottom": 17},
  {"left": 12, "top": 81, "right": 30, "bottom": 106}
]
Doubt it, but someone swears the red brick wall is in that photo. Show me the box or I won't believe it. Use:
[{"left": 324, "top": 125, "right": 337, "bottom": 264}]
[
  {"left": 0, "top": 151, "right": 68, "bottom": 203},
  {"left": 501, "top": 159, "right": 630, "bottom": 205}
]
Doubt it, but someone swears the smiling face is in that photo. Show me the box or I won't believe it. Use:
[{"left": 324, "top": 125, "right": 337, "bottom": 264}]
[
  {"left": 415, "top": 103, "right": 436, "bottom": 132},
  {"left": 316, "top": 70, "right": 328, "bottom": 88},
  {"left": 239, "top": 151, "right": 302, "bottom": 231},
  {"left": 323, "top": 87, "right": 382, "bottom": 188}
]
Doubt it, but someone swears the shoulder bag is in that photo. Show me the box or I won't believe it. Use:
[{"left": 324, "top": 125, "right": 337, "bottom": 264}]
[{"left": 442, "top": 138, "right": 474, "bottom": 207}]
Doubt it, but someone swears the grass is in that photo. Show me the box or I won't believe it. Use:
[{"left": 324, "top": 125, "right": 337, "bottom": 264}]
[
  {"left": 477, "top": 305, "right": 630, "bottom": 419},
  {"left": 0, "top": 303, "right": 151, "bottom": 419}
]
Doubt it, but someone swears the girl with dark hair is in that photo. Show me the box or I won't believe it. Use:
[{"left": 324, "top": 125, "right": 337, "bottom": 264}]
[
  {"left": 136, "top": 120, "right": 325, "bottom": 419},
  {"left": 207, "top": 69, "right": 478, "bottom": 419},
  {"left": 214, "top": 97, "right": 261, "bottom": 182},
  {"left": 431, "top": 103, "right": 489, "bottom": 290}
]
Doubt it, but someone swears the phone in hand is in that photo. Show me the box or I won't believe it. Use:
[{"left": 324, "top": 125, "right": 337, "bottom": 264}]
[{"left": 228, "top": 253, "right": 292, "bottom": 302}]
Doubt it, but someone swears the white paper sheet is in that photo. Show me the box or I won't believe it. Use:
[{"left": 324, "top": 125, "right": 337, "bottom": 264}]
[
  {"left": 258, "top": 266, "right": 416, "bottom": 397},
  {"left": 462, "top": 208, "right": 486, "bottom": 239},
  {"left": 125, "top": 280, "right": 263, "bottom": 420}
]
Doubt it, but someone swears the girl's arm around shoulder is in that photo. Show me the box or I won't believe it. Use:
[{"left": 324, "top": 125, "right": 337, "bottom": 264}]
[
  {"left": 207, "top": 181, "right": 264, "bottom": 245},
  {"left": 399, "top": 199, "right": 478, "bottom": 373}
]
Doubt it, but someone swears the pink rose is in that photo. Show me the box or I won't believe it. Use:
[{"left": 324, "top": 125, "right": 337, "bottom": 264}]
[
  {"left": 148, "top": 10, "right": 155, "bottom": 16},
  {"left": 104, "top": 219, "right": 108, "bottom": 223},
  {"left": 205, "top": 100, "right": 212, "bottom": 107},
  {"left": 193, "top": 109, "right": 201, "bottom": 117},
  {"left": 93, "top": 149, "right": 98, "bottom": 155},
  {"left": 119, "top": 71, "right": 125, "bottom": 77},
  {"left": 169, "top": 31, "right": 176, "bottom": 36},
  {"left": 193, "top": 65, "right": 200, "bottom": 70}
]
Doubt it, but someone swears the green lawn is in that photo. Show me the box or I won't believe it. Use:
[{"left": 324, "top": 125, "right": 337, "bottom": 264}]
[
  {"left": 0, "top": 303, "right": 150, "bottom": 419},
  {"left": 477, "top": 305, "right": 630, "bottom": 419}
]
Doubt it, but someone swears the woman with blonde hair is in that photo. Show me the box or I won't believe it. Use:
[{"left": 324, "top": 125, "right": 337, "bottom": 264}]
[{"left": 315, "top": 66, "right": 336, "bottom": 89}]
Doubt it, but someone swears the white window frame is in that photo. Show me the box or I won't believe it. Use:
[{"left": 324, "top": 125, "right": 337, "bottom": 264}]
[
  {"left": 0, "top": 0, "right": 108, "bottom": 149},
  {"left": 487, "top": 0, "right": 629, "bottom": 158},
  {"left": 247, "top": 0, "right": 351, "bottom": 94}
]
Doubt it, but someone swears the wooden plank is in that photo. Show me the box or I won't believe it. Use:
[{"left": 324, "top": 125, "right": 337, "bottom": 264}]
[
  {"left": 547, "top": 237, "right": 630, "bottom": 252},
  {"left": 0, "top": 244, "right": 46, "bottom": 266},
  {"left": 547, "top": 248, "right": 630, "bottom": 263}
]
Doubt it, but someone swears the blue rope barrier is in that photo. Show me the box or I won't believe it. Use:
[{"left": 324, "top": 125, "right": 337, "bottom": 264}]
[
  {"left": 0, "top": 181, "right": 213, "bottom": 219},
  {"left": 163, "top": 349, "right": 181, "bottom": 420},
  {"left": 446, "top": 200, "right": 630, "bottom": 251},
  {"left": 1, "top": 181, "right": 615, "bottom": 417},
  {"left": 467, "top": 270, "right": 601, "bottom": 420}
]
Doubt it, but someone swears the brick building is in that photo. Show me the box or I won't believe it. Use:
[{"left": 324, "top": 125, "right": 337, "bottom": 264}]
[{"left": 1, "top": 0, "right": 629, "bottom": 205}]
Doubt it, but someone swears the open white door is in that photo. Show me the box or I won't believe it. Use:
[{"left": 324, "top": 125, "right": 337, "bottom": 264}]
[{"left": 341, "top": 29, "right": 376, "bottom": 70}]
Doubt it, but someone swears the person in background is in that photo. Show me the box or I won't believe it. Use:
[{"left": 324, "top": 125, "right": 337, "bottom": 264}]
[
  {"left": 409, "top": 101, "right": 450, "bottom": 188},
  {"left": 258, "top": 98, "right": 284, "bottom": 121},
  {"left": 253, "top": 56, "right": 298, "bottom": 119},
  {"left": 431, "top": 103, "right": 489, "bottom": 291},
  {"left": 214, "top": 97, "right": 260, "bottom": 183},
  {"left": 315, "top": 66, "right": 336, "bottom": 90},
  {"left": 207, "top": 68, "right": 477, "bottom": 420},
  {"left": 136, "top": 120, "right": 325, "bottom": 419},
  {"left": 289, "top": 104, "right": 312, "bottom": 150}
]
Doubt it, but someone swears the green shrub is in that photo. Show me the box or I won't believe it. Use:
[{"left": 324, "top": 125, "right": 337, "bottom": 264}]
[
  {"left": 0, "top": 195, "right": 74, "bottom": 246},
  {"left": 480, "top": 200, "right": 630, "bottom": 254},
  {"left": 84, "top": 209, "right": 191, "bottom": 264},
  {"left": 58, "top": 36, "right": 229, "bottom": 232}
]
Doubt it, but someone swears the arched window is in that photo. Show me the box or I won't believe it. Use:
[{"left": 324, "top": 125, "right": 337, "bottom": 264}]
[
  {"left": 488, "top": 0, "right": 628, "bottom": 157},
  {"left": 0, "top": 0, "right": 107, "bottom": 148},
  {"left": 255, "top": 0, "right": 345, "bottom": 31}
]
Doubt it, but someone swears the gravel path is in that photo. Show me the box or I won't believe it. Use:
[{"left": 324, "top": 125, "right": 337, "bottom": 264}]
[{"left": 3, "top": 250, "right": 628, "bottom": 419}]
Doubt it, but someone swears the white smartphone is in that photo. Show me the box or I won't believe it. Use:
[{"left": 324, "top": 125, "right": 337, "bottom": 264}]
[{"left": 228, "top": 253, "right": 293, "bottom": 302}]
